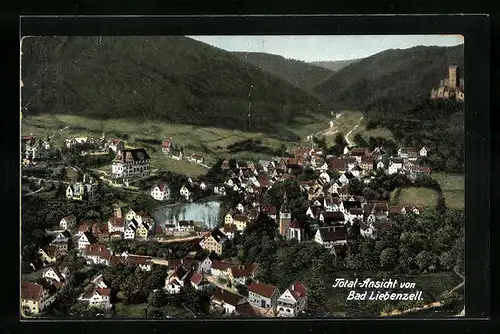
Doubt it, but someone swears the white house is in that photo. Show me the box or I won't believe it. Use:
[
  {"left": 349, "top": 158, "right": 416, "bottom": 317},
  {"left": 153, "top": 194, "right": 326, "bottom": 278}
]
[
  {"left": 276, "top": 281, "right": 307, "bottom": 317},
  {"left": 198, "top": 256, "right": 213, "bottom": 275},
  {"left": 21, "top": 281, "right": 57, "bottom": 315},
  {"left": 111, "top": 148, "right": 150, "bottom": 180},
  {"left": 314, "top": 226, "right": 348, "bottom": 249},
  {"left": 319, "top": 171, "right": 331, "bottom": 183},
  {"left": 180, "top": 185, "right": 192, "bottom": 201},
  {"left": 376, "top": 161, "right": 385, "bottom": 171},
  {"left": 59, "top": 214, "right": 76, "bottom": 230},
  {"left": 151, "top": 184, "right": 170, "bottom": 201},
  {"left": 420, "top": 146, "right": 428, "bottom": 157},
  {"left": 124, "top": 225, "right": 136, "bottom": 240},
  {"left": 79, "top": 287, "right": 112, "bottom": 310},
  {"left": 78, "top": 232, "right": 97, "bottom": 251},
  {"left": 42, "top": 266, "right": 67, "bottom": 283},
  {"left": 388, "top": 160, "right": 403, "bottom": 175},
  {"left": 210, "top": 287, "right": 247, "bottom": 315},
  {"left": 236, "top": 203, "right": 245, "bottom": 213},
  {"left": 108, "top": 139, "right": 125, "bottom": 153}
]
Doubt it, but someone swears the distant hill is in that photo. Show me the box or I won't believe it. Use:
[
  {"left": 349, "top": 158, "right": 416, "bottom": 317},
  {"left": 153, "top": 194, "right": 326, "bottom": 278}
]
[
  {"left": 309, "top": 59, "right": 362, "bottom": 72},
  {"left": 21, "top": 36, "right": 326, "bottom": 138},
  {"left": 233, "top": 52, "right": 334, "bottom": 91},
  {"left": 313, "top": 44, "right": 465, "bottom": 111}
]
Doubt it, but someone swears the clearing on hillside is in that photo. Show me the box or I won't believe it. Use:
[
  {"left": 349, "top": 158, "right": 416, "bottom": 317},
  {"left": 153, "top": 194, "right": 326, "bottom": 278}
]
[
  {"left": 392, "top": 187, "right": 439, "bottom": 208},
  {"left": 432, "top": 172, "right": 464, "bottom": 210}
]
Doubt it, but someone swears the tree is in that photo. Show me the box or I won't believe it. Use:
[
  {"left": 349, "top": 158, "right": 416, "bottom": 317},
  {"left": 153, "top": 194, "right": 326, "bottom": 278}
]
[
  {"left": 148, "top": 289, "right": 167, "bottom": 307},
  {"left": 379, "top": 247, "right": 398, "bottom": 270},
  {"left": 304, "top": 259, "right": 327, "bottom": 316}
]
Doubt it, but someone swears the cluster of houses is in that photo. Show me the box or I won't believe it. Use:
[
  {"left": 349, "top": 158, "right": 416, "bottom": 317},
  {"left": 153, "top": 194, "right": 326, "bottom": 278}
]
[
  {"left": 21, "top": 134, "right": 52, "bottom": 165},
  {"left": 162, "top": 250, "right": 308, "bottom": 317},
  {"left": 162, "top": 138, "right": 204, "bottom": 164}
]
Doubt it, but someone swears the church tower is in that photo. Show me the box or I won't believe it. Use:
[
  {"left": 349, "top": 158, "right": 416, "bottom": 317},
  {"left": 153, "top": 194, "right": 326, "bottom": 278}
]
[
  {"left": 448, "top": 65, "right": 458, "bottom": 88},
  {"left": 279, "top": 192, "right": 291, "bottom": 237}
]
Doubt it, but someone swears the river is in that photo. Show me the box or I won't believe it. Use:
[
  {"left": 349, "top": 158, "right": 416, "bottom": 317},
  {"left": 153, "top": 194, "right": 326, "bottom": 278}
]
[{"left": 153, "top": 201, "right": 221, "bottom": 228}]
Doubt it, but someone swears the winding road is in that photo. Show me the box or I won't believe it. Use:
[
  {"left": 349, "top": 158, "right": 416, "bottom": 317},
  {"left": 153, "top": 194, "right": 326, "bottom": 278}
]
[{"left": 345, "top": 116, "right": 364, "bottom": 147}]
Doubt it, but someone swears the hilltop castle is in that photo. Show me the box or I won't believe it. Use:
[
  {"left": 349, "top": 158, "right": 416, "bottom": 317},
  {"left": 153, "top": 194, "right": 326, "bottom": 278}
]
[{"left": 430, "top": 65, "right": 464, "bottom": 101}]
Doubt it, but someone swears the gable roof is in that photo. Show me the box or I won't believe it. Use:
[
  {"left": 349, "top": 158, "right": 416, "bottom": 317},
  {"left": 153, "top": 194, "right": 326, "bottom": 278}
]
[
  {"left": 84, "top": 244, "right": 111, "bottom": 259},
  {"left": 322, "top": 211, "right": 345, "bottom": 222},
  {"left": 229, "top": 263, "right": 257, "bottom": 278},
  {"left": 108, "top": 216, "right": 125, "bottom": 228},
  {"left": 212, "top": 287, "right": 245, "bottom": 307},
  {"left": 288, "top": 281, "right": 307, "bottom": 300},
  {"left": 248, "top": 282, "right": 277, "bottom": 298},
  {"left": 211, "top": 259, "right": 237, "bottom": 271},
  {"left": 115, "top": 148, "right": 151, "bottom": 163},
  {"left": 318, "top": 226, "right": 347, "bottom": 242},
  {"left": 21, "top": 282, "right": 44, "bottom": 301}
]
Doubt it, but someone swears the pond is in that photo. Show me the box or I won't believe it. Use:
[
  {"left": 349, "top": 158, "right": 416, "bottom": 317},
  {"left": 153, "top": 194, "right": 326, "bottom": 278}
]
[{"left": 153, "top": 201, "right": 221, "bottom": 228}]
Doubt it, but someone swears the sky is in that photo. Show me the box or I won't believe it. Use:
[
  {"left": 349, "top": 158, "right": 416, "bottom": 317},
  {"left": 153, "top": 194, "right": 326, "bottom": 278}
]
[{"left": 188, "top": 35, "right": 464, "bottom": 62}]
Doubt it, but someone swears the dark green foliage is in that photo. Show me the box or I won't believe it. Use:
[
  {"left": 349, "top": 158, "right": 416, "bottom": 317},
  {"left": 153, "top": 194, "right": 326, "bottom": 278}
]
[
  {"left": 314, "top": 44, "right": 464, "bottom": 111},
  {"left": 22, "top": 36, "right": 326, "bottom": 135},
  {"left": 234, "top": 52, "right": 334, "bottom": 91},
  {"left": 262, "top": 179, "right": 309, "bottom": 214},
  {"left": 310, "top": 59, "right": 361, "bottom": 72},
  {"left": 226, "top": 139, "right": 286, "bottom": 156},
  {"left": 367, "top": 99, "right": 464, "bottom": 172}
]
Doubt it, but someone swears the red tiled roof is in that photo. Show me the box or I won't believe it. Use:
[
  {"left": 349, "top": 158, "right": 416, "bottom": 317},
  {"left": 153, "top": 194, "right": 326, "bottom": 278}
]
[
  {"left": 126, "top": 255, "right": 152, "bottom": 265},
  {"left": 158, "top": 183, "right": 168, "bottom": 192},
  {"left": 21, "top": 282, "right": 43, "bottom": 301},
  {"left": 290, "top": 281, "right": 307, "bottom": 299},
  {"left": 248, "top": 282, "right": 277, "bottom": 298},
  {"left": 212, "top": 287, "right": 245, "bottom": 306},
  {"left": 78, "top": 223, "right": 90, "bottom": 232},
  {"left": 111, "top": 139, "right": 121, "bottom": 144},
  {"left": 289, "top": 219, "right": 300, "bottom": 229},
  {"left": 84, "top": 244, "right": 111, "bottom": 258},
  {"left": 162, "top": 141, "right": 171, "bottom": 148},
  {"left": 418, "top": 166, "right": 432, "bottom": 173},
  {"left": 190, "top": 272, "right": 205, "bottom": 285},
  {"left": 62, "top": 214, "right": 76, "bottom": 221},
  {"left": 229, "top": 264, "right": 257, "bottom": 278},
  {"left": 108, "top": 217, "right": 125, "bottom": 228},
  {"left": 211, "top": 259, "right": 237, "bottom": 271},
  {"left": 96, "top": 288, "right": 111, "bottom": 297},
  {"left": 222, "top": 224, "right": 236, "bottom": 233}
]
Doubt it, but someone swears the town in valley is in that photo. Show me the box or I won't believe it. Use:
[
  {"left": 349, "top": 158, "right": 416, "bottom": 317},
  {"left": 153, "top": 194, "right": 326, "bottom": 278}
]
[{"left": 20, "top": 36, "right": 466, "bottom": 319}]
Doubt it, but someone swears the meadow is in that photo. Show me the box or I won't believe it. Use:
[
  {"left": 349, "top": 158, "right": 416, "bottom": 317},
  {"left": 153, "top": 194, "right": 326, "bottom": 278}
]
[
  {"left": 432, "top": 172, "right": 465, "bottom": 210},
  {"left": 390, "top": 187, "right": 439, "bottom": 208}
]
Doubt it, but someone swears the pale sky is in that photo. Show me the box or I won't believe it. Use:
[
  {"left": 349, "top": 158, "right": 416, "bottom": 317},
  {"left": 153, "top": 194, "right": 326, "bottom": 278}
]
[{"left": 188, "top": 35, "right": 464, "bottom": 62}]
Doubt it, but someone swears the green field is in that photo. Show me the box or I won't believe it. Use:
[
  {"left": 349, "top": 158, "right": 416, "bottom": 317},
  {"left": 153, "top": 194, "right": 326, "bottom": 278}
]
[
  {"left": 114, "top": 302, "right": 194, "bottom": 319},
  {"left": 432, "top": 173, "right": 464, "bottom": 210},
  {"left": 391, "top": 187, "right": 439, "bottom": 208}
]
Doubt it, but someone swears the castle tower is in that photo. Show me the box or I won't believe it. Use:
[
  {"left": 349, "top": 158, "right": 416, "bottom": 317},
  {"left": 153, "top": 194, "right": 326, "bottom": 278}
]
[
  {"left": 279, "top": 192, "right": 291, "bottom": 237},
  {"left": 448, "top": 65, "right": 458, "bottom": 88}
]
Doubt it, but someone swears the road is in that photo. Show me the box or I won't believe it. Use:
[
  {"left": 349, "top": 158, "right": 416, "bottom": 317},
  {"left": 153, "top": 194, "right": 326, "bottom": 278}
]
[
  {"left": 345, "top": 116, "right": 364, "bottom": 147},
  {"left": 25, "top": 186, "right": 44, "bottom": 196},
  {"left": 308, "top": 112, "right": 343, "bottom": 140},
  {"left": 205, "top": 275, "right": 240, "bottom": 295},
  {"left": 22, "top": 175, "right": 70, "bottom": 185}
]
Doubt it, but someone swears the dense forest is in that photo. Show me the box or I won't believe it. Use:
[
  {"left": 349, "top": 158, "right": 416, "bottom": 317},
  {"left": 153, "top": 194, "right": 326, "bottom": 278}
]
[
  {"left": 314, "top": 44, "right": 464, "bottom": 112},
  {"left": 233, "top": 52, "right": 334, "bottom": 91},
  {"left": 21, "top": 36, "right": 326, "bottom": 137}
]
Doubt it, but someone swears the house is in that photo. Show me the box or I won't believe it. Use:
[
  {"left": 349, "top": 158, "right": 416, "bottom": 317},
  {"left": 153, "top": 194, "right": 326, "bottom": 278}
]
[
  {"left": 360, "top": 156, "right": 374, "bottom": 173},
  {"left": 198, "top": 255, "right": 216, "bottom": 275},
  {"left": 111, "top": 148, "right": 150, "bottom": 179},
  {"left": 124, "top": 254, "right": 153, "bottom": 271},
  {"left": 220, "top": 224, "right": 237, "bottom": 240},
  {"left": 314, "top": 226, "right": 348, "bottom": 249},
  {"left": 188, "top": 153, "right": 204, "bottom": 164},
  {"left": 164, "top": 264, "right": 189, "bottom": 294},
  {"left": 78, "top": 231, "right": 98, "bottom": 251},
  {"left": 340, "top": 200, "right": 362, "bottom": 216},
  {"left": 78, "top": 285, "right": 112, "bottom": 310},
  {"left": 108, "top": 216, "right": 125, "bottom": 233},
  {"left": 108, "top": 139, "right": 125, "bottom": 153},
  {"left": 221, "top": 160, "right": 230, "bottom": 170},
  {"left": 170, "top": 148, "right": 184, "bottom": 161},
  {"left": 180, "top": 185, "right": 193, "bottom": 201},
  {"left": 151, "top": 184, "right": 170, "bottom": 201},
  {"left": 365, "top": 201, "right": 390, "bottom": 224},
  {"left": 42, "top": 266, "right": 68, "bottom": 284},
  {"left": 59, "top": 214, "right": 76, "bottom": 230},
  {"left": 210, "top": 287, "right": 248, "bottom": 316},
  {"left": 227, "top": 263, "right": 258, "bottom": 285},
  {"left": 232, "top": 214, "right": 250, "bottom": 232},
  {"left": 210, "top": 259, "right": 237, "bottom": 277},
  {"left": 162, "top": 139, "right": 172, "bottom": 154},
  {"left": 124, "top": 224, "right": 137, "bottom": 240},
  {"left": 349, "top": 148, "right": 371, "bottom": 163},
  {"left": 190, "top": 272, "right": 211, "bottom": 291},
  {"left": 320, "top": 211, "right": 346, "bottom": 225},
  {"left": 389, "top": 205, "right": 425, "bottom": 215},
  {"left": 248, "top": 281, "right": 278, "bottom": 311},
  {"left": 388, "top": 159, "right": 404, "bottom": 175},
  {"left": 38, "top": 246, "right": 59, "bottom": 266},
  {"left": 199, "top": 229, "right": 227, "bottom": 255},
  {"left": 135, "top": 223, "right": 150, "bottom": 240},
  {"left": 91, "top": 222, "right": 109, "bottom": 243},
  {"left": 420, "top": 146, "right": 428, "bottom": 157},
  {"left": 376, "top": 160, "right": 386, "bottom": 171},
  {"left": 276, "top": 281, "right": 307, "bottom": 317},
  {"left": 178, "top": 220, "right": 195, "bottom": 233},
  {"left": 236, "top": 160, "right": 249, "bottom": 170},
  {"left": 21, "top": 281, "right": 57, "bottom": 316},
  {"left": 260, "top": 205, "right": 277, "bottom": 221},
  {"left": 83, "top": 244, "right": 112, "bottom": 265},
  {"left": 224, "top": 209, "right": 235, "bottom": 225},
  {"left": 66, "top": 183, "right": 86, "bottom": 201},
  {"left": 49, "top": 234, "right": 70, "bottom": 255}
]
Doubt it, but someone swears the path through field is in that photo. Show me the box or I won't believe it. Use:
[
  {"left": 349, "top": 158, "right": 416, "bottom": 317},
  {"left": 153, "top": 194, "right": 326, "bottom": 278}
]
[{"left": 345, "top": 116, "right": 364, "bottom": 147}]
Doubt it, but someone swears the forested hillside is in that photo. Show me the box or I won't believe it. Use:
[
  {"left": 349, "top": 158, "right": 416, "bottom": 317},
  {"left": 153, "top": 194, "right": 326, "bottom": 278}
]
[
  {"left": 313, "top": 44, "right": 464, "bottom": 112},
  {"left": 233, "top": 52, "right": 334, "bottom": 91},
  {"left": 21, "top": 36, "right": 326, "bottom": 137}
]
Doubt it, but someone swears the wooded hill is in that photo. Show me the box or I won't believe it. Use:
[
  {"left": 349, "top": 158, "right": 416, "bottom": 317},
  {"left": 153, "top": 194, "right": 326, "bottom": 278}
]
[
  {"left": 309, "top": 59, "right": 361, "bottom": 72},
  {"left": 21, "top": 36, "right": 326, "bottom": 138},
  {"left": 233, "top": 52, "right": 334, "bottom": 91},
  {"left": 313, "top": 44, "right": 464, "bottom": 112}
]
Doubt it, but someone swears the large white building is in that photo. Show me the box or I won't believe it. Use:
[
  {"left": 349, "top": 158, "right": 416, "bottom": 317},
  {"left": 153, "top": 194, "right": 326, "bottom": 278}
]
[{"left": 111, "top": 148, "right": 150, "bottom": 179}]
